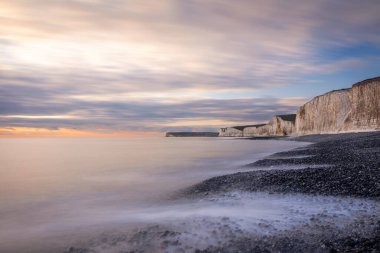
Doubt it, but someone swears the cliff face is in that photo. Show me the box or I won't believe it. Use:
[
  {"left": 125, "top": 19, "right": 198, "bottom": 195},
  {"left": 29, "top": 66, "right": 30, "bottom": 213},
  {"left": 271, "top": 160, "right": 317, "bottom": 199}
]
[
  {"left": 219, "top": 127, "right": 243, "bottom": 137},
  {"left": 351, "top": 79, "right": 380, "bottom": 129},
  {"left": 219, "top": 77, "right": 379, "bottom": 137},
  {"left": 244, "top": 115, "right": 296, "bottom": 136},
  {"left": 295, "top": 89, "right": 352, "bottom": 135},
  {"left": 296, "top": 77, "right": 380, "bottom": 135},
  {"left": 243, "top": 124, "right": 267, "bottom": 136},
  {"left": 271, "top": 115, "right": 296, "bottom": 136}
]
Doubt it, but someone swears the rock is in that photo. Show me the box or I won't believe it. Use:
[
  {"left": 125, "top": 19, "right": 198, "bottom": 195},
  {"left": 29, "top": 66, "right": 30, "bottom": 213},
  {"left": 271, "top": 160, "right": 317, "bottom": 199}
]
[
  {"left": 244, "top": 115, "right": 296, "bottom": 137},
  {"left": 219, "top": 126, "right": 246, "bottom": 137},
  {"left": 296, "top": 88, "right": 351, "bottom": 134},
  {"left": 219, "top": 77, "right": 380, "bottom": 137},
  {"left": 296, "top": 77, "right": 380, "bottom": 135},
  {"left": 351, "top": 78, "right": 380, "bottom": 130}
]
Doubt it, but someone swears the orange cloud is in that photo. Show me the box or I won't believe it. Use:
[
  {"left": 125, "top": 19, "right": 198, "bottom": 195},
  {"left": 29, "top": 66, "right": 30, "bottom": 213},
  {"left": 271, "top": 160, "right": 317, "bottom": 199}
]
[{"left": 0, "top": 127, "right": 161, "bottom": 138}]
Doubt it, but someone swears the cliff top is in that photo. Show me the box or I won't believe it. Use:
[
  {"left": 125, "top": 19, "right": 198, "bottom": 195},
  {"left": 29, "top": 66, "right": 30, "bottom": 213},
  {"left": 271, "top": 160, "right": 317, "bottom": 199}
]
[
  {"left": 352, "top": 76, "right": 380, "bottom": 88},
  {"left": 303, "top": 76, "right": 380, "bottom": 107},
  {"left": 276, "top": 114, "right": 296, "bottom": 122},
  {"left": 317, "top": 87, "right": 351, "bottom": 97},
  {"left": 166, "top": 132, "right": 219, "bottom": 137},
  {"left": 232, "top": 124, "right": 266, "bottom": 131},
  {"left": 302, "top": 88, "right": 350, "bottom": 107}
]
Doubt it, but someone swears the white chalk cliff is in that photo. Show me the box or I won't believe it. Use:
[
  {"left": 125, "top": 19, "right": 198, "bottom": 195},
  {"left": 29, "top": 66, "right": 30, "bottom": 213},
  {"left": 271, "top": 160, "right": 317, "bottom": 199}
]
[
  {"left": 296, "top": 77, "right": 380, "bottom": 134},
  {"left": 219, "top": 77, "right": 380, "bottom": 137},
  {"left": 243, "top": 115, "right": 296, "bottom": 137}
]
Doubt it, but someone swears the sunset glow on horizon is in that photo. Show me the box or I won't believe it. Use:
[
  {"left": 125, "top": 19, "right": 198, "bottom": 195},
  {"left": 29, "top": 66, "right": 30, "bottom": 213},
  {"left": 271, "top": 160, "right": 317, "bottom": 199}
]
[
  {"left": 1, "top": 0, "right": 379, "bottom": 137},
  {"left": 0, "top": 127, "right": 161, "bottom": 138}
]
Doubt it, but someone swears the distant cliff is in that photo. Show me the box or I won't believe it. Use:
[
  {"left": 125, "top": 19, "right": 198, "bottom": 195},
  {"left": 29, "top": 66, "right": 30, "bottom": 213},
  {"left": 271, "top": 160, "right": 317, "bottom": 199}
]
[
  {"left": 219, "top": 115, "right": 296, "bottom": 137},
  {"left": 244, "top": 115, "right": 296, "bottom": 137},
  {"left": 219, "top": 125, "right": 263, "bottom": 137},
  {"left": 219, "top": 77, "right": 380, "bottom": 137},
  {"left": 165, "top": 132, "right": 219, "bottom": 137},
  {"left": 296, "top": 77, "right": 380, "bottom": 134},
  {"left": 295, "top": 89, "right": 352, "bottom": 134}
]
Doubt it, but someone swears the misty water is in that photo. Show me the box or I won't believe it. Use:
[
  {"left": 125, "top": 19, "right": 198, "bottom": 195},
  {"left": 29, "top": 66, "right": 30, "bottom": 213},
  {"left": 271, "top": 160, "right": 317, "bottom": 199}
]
[{"left": 0, "top": 138, "right": 379, "bottom": 252}]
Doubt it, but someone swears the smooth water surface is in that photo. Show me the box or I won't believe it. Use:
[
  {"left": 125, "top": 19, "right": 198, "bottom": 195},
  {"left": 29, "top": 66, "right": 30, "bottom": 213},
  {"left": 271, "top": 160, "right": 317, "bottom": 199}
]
[
  {"left": 0, "top": 137, "right": 309, "bottom": 252},
  {"left": 9, "top": 137, "right": 378, "bottom": 253}
]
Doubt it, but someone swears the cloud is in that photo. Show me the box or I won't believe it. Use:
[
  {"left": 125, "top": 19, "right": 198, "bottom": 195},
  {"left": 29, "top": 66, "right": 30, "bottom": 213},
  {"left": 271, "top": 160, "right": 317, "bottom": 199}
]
[
  {"left": 0, "top": 0, "right": 379, "bottom": 133},
  {"left": 0, "top": 81, "right": 304, "bottom": 132},
  {"left": 2, "top": 0, "right": 378, "bottom": 75}
]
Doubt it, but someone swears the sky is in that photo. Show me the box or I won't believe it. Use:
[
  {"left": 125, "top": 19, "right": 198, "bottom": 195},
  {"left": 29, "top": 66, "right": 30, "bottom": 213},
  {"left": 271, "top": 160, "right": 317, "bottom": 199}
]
[{"left": 0, "top": 0, "right": 379, "bottom": 137}]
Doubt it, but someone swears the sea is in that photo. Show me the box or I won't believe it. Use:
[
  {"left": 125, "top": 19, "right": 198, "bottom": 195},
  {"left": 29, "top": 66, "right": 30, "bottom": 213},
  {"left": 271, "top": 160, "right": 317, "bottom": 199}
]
[{"left": 0, "top": 137, "right": 378, "bottom": 252}]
